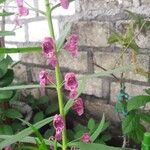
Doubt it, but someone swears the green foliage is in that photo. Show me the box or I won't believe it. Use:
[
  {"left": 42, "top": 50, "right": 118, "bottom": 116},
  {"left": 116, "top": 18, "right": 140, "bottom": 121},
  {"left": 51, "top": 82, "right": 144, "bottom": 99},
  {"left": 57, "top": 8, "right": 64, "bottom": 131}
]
[
  {"left": 4, "top": 108, "right": 23, "bottom": 119},
  {"left": 68, "top": 142, "right": 133, "bottom": 150},
  {"left": 120, "top": 88, "right": 150, "bottom": 144},
  {"left": 56, "top": 23, "right": 71, "bottom": 51},
  {"left": 127, "top": 95, "right": 150, "bottom": 112},
  {"left": 0, "top": 125, "right": 13, "bottom": 135},
  {"left": 0, "top": 11, "right": 14, "bottom": 16},
  {"left": 33, "top": 111, "right": 44, "bottom": 123},
  {"left": 0, "top": 0, "right": 6, "bottom": 4},
  {"left": 0, "top": 116, "right": 53, "bottom": 149}
]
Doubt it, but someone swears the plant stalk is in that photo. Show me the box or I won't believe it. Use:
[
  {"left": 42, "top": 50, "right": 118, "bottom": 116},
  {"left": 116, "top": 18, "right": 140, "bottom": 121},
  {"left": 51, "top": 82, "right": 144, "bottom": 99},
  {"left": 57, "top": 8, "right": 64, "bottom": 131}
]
[{"left": 44, "top": 1, "right": 67, "bottom": 150}]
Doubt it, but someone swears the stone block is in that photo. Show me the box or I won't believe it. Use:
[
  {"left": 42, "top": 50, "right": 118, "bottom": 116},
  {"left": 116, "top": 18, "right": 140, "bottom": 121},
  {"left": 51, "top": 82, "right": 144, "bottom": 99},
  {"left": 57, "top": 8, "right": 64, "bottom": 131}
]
[
  {"left": 13, "top": 64, "right": 28, "bottom": 82},
  {"left": 110, "top": 82, "right": 148, "bottom": 103},
  {"left": 59, "top": 50, "right": 88, "bottom": 72},
  {"left": 21, "top": 52, "right": 47, "bottom": 65},
  {"left": 84, "top": 99, "right": 120, "bottom": 122},
  {"left": 94, "top": 52, "right": 149, "bottom": 82},
  {"left": 77, "top": 75, "right": 103, "bottom": 97},
  {"left": 72, "top": 21, "right": 111, "bottom": 47}
]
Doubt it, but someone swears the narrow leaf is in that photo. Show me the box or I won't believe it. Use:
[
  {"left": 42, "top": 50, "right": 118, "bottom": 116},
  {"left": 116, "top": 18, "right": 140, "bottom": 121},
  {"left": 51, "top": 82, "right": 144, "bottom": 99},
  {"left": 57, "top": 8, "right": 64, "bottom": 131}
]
[
  {"left": 0, "top": 116, "right": 53, "bottom": 149},
  {"left": 56, "top": 23, "right": 71, "bottom": 51},
  {"left": 0, "top": 11, "right": 14, "bottom": 16},
  {"left": 91, "top": 114, "right": 105, "bottom": 142},
  {"left": 127, "top": 95, "right": 150, "bottom": 112}
]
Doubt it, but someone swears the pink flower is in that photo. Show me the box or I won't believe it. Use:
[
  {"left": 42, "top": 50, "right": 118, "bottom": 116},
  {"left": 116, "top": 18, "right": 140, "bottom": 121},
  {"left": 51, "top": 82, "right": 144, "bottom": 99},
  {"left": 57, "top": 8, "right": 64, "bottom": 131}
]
[
  {"left": 69, "top": 90, "right": 78, "bottom": 99},
  {"left": 47, "top": 53, "right": 57, "bottom": 68},
  {"left": 4, "top": 146, "right": 12, "bottom": 150},
  {"left": 42, "top": 37, "right": 55, "bottom": 55},
  {"left": 64, "top": 34, "right": 79, "bottom": 57},
  {"left": 53, "top": 114, "right": 64, "bottom": 141},
  {"left": 81, "top": 133, "right": 91, "bottom": 143},
  {"left": 72, "top": 97, "right": 84, "bottom": 116},
  {"left": 39, "top": 70, "right": 53, "bottom": 86},
  {"left": 53, "top": 114, "right": 64, "bottom": 130},
  {"left": 64, "top": 72, "right": 78, "bottom": 91},
  {"left": 60, "top": 0, "right": 69, "bottom": 9},
  {"left": 55, "top": 128, "right": 62, "bottom": 141},
  {"left": 18, "top": 6, "right": 29, "bottom": 16}
]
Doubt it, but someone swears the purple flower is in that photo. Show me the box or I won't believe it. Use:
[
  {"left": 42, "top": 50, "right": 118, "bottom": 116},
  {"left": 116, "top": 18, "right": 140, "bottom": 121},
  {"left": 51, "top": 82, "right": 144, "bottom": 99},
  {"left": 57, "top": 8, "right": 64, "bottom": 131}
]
[
  {"left": 39, "top": 70, "right": 53, "bottom": 86},
  {"left": 18, "top": 6, "right": 29, "bottom": 16},
  {"left": 81, "top": 133, "right": 91, "bottom": 143},
  {"left": 64, "top": 72, "right": 78, "bottom": 91},
  {"left": 69, "top": 90, "right": 78, "bottom": 99},
  {"left": 60, "top": 0, "right": 69, "bottom": 9},
  {"left": 42, "top": 37, "right": 55, "bottom": 55},
  {"left": 72, "top": 97, "right": 84, "bottom": 116},
  {"left": 53, "top": 114, "right": 64, "bottom": 140},
  {"left": 64, "top": 34, "right": 79, "bottom": 57},
  {"left": 47, "top": 53, "right": 57, "bottom": 68}
]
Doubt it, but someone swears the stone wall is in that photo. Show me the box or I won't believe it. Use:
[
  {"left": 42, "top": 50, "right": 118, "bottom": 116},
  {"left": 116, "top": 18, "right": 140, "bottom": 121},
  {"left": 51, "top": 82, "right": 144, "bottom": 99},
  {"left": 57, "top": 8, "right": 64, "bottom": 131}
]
[{"left": 2, "top": 0, "right": 150, "bottom": 121}]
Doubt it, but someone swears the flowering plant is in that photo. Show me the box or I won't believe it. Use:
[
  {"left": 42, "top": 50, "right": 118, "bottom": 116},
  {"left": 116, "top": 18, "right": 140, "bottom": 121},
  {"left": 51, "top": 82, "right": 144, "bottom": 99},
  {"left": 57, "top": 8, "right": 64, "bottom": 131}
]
[{"left": 0, "top": 0, "right": 134, "bottom": 150}]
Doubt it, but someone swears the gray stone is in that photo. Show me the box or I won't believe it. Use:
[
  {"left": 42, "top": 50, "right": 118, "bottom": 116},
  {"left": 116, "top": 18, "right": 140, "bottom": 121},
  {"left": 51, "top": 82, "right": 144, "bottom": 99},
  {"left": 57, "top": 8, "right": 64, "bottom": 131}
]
[
  {"left": 72, "top": 21, "right": 111, "bottom": 47},
  {"left": 21, "top": 52, "right": 47, "bottom": 65},
  {"left": 84, "top": 99, "right": 120, "bottom": 122},
  {"left": 59, "top": 50, "right": 88, "bottom": 72},
  {"left": 13, "top": 64, "right": 28, "bottom": 82},
  {"left": 94, "top": 52, "right": 149, "bottom": 82}
]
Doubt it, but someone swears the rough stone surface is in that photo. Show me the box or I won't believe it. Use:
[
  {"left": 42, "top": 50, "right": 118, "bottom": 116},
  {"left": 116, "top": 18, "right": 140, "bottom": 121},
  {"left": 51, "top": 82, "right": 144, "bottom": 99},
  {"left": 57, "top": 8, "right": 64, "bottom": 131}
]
[
  {"left": 72, "top": 21, "right": 111, "bottom": 47},
  {"left": 84, "top": 99, "right": 120, "bottom": 122},
  {"left": 59, "top": 51, "right": 88, "bottom": 72}
]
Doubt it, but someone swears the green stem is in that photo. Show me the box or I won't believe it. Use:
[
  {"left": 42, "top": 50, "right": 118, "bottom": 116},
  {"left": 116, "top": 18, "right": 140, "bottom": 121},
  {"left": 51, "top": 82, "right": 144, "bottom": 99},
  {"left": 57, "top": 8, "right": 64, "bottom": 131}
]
[{"left": 44, "top": 1, "right": 67, "bottom": 150}]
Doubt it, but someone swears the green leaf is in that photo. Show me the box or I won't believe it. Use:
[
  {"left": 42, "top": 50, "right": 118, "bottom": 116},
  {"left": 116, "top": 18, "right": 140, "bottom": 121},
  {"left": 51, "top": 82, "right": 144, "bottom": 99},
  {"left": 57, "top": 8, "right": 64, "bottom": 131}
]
[
  {"left": 128, "top": 124, "right": 146, "bottom": 144},
  {"left": 4, "top": 108, "right": 23, "bottom": 119},
  {"left": 91, "top": 114, "right": 105, "bottom": 142},
  {"left": 144, "top": 88, "right": 150, "bottom": 95},
  {"left": 0, "top": 58, "right": 9, "bottom": 78},
  {"left": 0, "top": 90, "right": 13, "bottom": 102},
  {"left": 140, "top": 113, "right": 150, "bottom": 123},
  {"left": 0, "top": 0, "right": 6, "bottom": 4},
  {"left": 45, "top": 103, "right": 58, "bottom": 115},
  {"left": 0, "top": 47, "right": 41, "bottom": 54},
  {"left": 68, "top": 142, "right": 133, "bottom": 150},
  {"left": 122, "top": 113, "right": 140, "bottom": 134},
  {"left": 0, "top": 116, "right": 53, "bottom": 149},
  {"left": 0, "top": 31, "right": 15, "bottom": 37},
  {"left": 108, "top": 32, "right": 123, "bottom": 44},
  {"left": 18, "top": 118, "right": 48, "bottom": 150},
  {"left": 0, "top": 11, "right": 14, "bottom": 16},
  {"left": 64, "top": 99, "right": 74, "bottom": 115},
  {"left": 33, "top": 111, "right": 44, "bottom": 123},
  {"left": 0, "top": 54, "right": 5, "bottom": 62},
  {"left": 56, "top": 23, "right": 71, "bottom": 51},
  {"left": 0, "top": 84, "right": 55, "bottom": 91},
  {"left": 88, "top": 118, "right": 96, "bottom": 132},
  {"left": 127, "top": 95, "right": 150, "bottom": 112},
  {"left": 0, "top": 125, "right": 13, "bottom": 135},
  {"left": 0, "top": 135, "right": 62, "bottom": 147},
  {"left": 0, "top": 69, "right": 14, "bottom": 87},
  {"left": 44, "top": 128, "right": 54, "bottom": 139}
]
